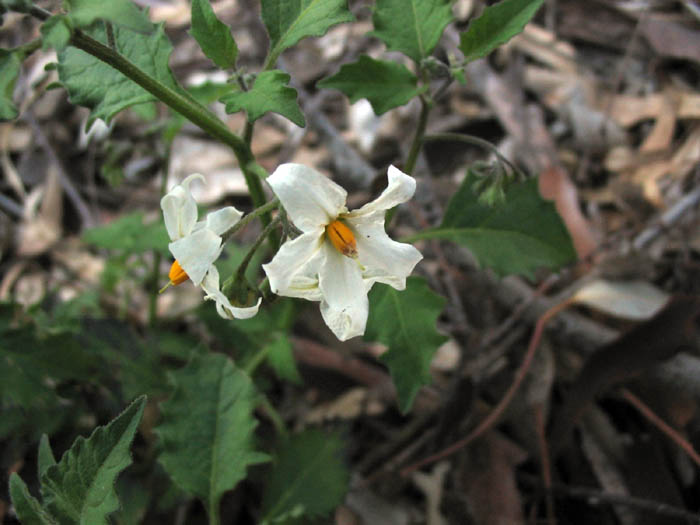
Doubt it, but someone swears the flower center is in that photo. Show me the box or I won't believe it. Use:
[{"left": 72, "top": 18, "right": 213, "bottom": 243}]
[
  {"left": 168, "top": 259, "right": 190, "bottom": 286},
  {"left": 325, "top": 220, "right": 358, "bottom": 259}
]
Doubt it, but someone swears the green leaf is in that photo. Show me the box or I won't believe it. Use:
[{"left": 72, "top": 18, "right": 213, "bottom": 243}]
[
  {"left": 459, "top": 0, "right": 544, "bottom": 63},
  {"left": 41, "top": 396, "right": 147, "bottom": 525},
  {"left": 265, "top": 334, "right": 302, "bottom": 385},
  {"left": 261, "top": 0, "right": 354, "bottom": 65},
  {"left": 410, "top": 172, "right": 576, "bottom": 278},
  {"left": 261, "top": 429, "right": 348, "bottom": 523},
  {"left": 65, "top": 0, "right": 153, "bottom": 33},
  {"left": 57, "top": 22, "right": 179, "bottom": 126},
  {"left": 40, "top": 15, "right": 73, "bottom": 52},
  {"left": 318, "top": 55, "right": 427, "bottom": 115},
  {"left": 0, "top": 49, "right": 21, "bottom": 120},
  {"left": 38, "top": 434, "right": 57, "bottom": 480},
  {"left": 9, "top": 473, "right": 57, "bottom": 525},
  {"left": 82, "top": 211, "right": 169, "bottom": 255},
  {"left": 369, "top": 0, "right": 454, "bottom": 63},
  {"left": 365, "top": 277, "right": 447, "bottom": 413},
  {"left": 221, "top": 69, "right": 305, "bottom": 127},
  {"left": 155, "top": 353, "right": 269, "bottom": 517},
  {"left": 190, "top": 0, "right": 238, "bottom": 69}
]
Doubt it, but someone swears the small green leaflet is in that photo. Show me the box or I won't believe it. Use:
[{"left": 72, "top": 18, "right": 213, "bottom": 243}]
[
  {"left": 40, "top": 15, "right": 73, "bottom": 52},
  {"left": 64, "top": 0, "right": 153, "bottom": 33},
  {"left": 38, "top": 434, "right": 57, "bottom": 481},
  {"left": 57, "top": 23, "right": 180, "bottom": 126},
  {"left": 261, "top": 0, "right": 354, "bottom": 66},
  {"left": 155, "top": 353, "right": 269, "bottom": 518},
  {"left": 190, "top": 0, "right": 238, "bottom": 69},
  {"left": 0, "top": 49, "right": 21, "bottom": 120},
  {"left": 370, "top": 0, "right": 454, "bottom": 63},
  {"left": 318, "top": 55, "right": 427, "bottom": 115},
  {"left": 261, "top": 429, "right": 348, "bottom": 523},
  {"left": 409, "top": 172, "right": 576, "bottom": 278},
  {"left": 9, "top": 474, "right": 56, "bottom": 525},
  {"left": 40, "top": 396, "right": 147, "bottom": 524},
  {"left": 221, "top": 70, "right": 305, "bottom": 127},
  {"left": 365, "top": 277, "right": 447, "bottom": 413},
  {"left": 459, "top": 0, "right": 544, "bottom": 63}
]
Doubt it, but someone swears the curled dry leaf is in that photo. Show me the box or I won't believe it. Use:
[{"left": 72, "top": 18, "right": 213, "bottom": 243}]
[{"left": 571, "top": 279, "right": 670, "bottom": 321}]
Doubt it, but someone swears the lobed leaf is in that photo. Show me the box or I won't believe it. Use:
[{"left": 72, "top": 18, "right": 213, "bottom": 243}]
[
  {"left": 410, "top": 172, "right": 576, "bottom": 278},
  {"left": 65, "top": 0, "right": 153, "bottom": 33},
  {"left": 261, "top": 0, "right": 354, "bottom": 65},
  {"left": 221, "top": 69, "right": 305, "bottom": 126},
  {"left": 155, "top": 353, "right": 269, "bottom": 516},
  {"left": 369, "top": 0, "right": 454, "bottom": 63},
  {"left": 190, "top": 0, "right": 238, "bottom": 69},
  {"left": 261, "top": 429, "right": 348, "bottom": 523},
  {"left": 57, "top": 23, "right": 179, "bottom": 126},
  {"left": 41, "top": 396, "right": 147, "bottom": 525},
  {"left": 459, "top": 0, "right": 544, "bottom": 63},
  {"left": 365, "top": 277, "right": 447, "bottom": 413},
  {"left": 318, "top": 55, "right": 427, "bottom": 115}
]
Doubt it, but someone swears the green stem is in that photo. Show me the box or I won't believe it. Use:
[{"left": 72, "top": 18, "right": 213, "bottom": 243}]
[
  {"left": 423, "top": 133, "right": 524, "bottom": 179},
  {"left": 243, "top": 345, "right": 270, "bottom": 376},
  {"left": 221, "top": 198, "right": 279, "bottom": 244},
  {"left": 259, "top": 395, "right": 288, "bottom": 439},
  {"left": 104, "top": 21, "right": 116, "bottom": 51},
  {"left": 208, "top": 499, "right": 221, "bottom": 525},
  {"left": 404, "top": 96, "right": 431, "bottom": 176},
  {"left": 234, "top": 216, "right": 281, "bottom": 283}
]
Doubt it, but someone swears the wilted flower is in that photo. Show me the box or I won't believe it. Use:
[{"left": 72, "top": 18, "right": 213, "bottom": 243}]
[
  {"left": 263, "top": 164, "right": 422, "bottom": 340},
  {"left": 161, "top": 174, "right": 260, "bottom": 319}
]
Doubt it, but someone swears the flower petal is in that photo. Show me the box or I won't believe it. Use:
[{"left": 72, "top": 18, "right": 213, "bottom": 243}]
[
  {"left": 161, "top": 173, "right": 205, "bottom": 240},
  {"left": 204, "top": 206, "right": 243, "bottom": 236},
  {"left": 349, "top": 219, "right": 423, "bottom": 290},
  {"left": 263, "top": 230, "right": 325, "bottom": 300},
  {"left": 318, "top": 243, "right": 368, "bottom": 340},
  {"left": 169, "top": 228, "right": 222, "bottom": 285},
  {"left": 345, "top": 165, "right": 416, "bottom": 218},
  {"left": 201, "top": 266, "right": 261, "bottom": 319},
  {"left": 267, "top": 164, "right": 347, "bottom": 232}
]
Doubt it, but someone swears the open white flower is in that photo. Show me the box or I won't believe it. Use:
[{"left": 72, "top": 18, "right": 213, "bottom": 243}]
[
  {"left": 263, "top": 164, "right": 422, "bottom": 341},
  {"left": 161, "top": 173, "right": 260, "bottom": 319}
]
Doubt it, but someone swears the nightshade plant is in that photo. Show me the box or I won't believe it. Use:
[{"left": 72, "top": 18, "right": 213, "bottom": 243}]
[{"left": 2, "top": 0, "right": 574, "bottom": 523}]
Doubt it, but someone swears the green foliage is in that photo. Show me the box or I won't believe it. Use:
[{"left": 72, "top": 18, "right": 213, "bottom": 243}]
[
  {"left": 40, "top": 15, "right": 73, "bottom": 52},
  {"left": 261, "top": 0, "right": 354, "bottom": 65},
  {"left": 264, "top": 334, "right": 302, "bottom": 385},
  {"left": 410, "top": 172, "right": 576, "bottom": 278},
  {"left": 82, "top": 211, "right": 169, "bottom": 255},
  {"left": 190, "top": 0, "right": 238, "bottom": 69},
  {"left": 9, "top": 474, "right": 56, "bottom": 525},
  {"left": 318, "top": 55, "right": 427, "bottom": 115},
  {"left": 261, "top": 429, "right": 348, "bottom": 524},
  {"left": 365, "top": 277, "right": 447, "bottom": 413},
  {"left": 0, "top": 49, "right": 21, "bottom": 120},
  {"left": 155, "top": 353, "right": 269, "bottom": 517},
  {"left": 10, "top": 396, "right": 148, "bottom": 525},
  {"left": 64, "top": 0, "right": 153, "bottom": 33},
  {"left": 221, "top": 69, "right": 305, "bottom": 127},
  {"left": 370, "top": 0, "right": 454, "bottom": 63},
  {"left": 38, "top": 435, "right": 57, "bottom": 480},
  {"left": 57, "top": 22, "right": 179, "bottom": 126},
  {"left": 459, "top": 0, "right": 544, "bottom": 63}
]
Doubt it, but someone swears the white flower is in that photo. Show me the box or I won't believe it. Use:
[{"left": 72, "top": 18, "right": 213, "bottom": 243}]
[
  {"left": 161, "top": 173, "right": 260, "bottom": 319},
  {"left": 262, "top": 164, "right": 423, "bottom": 341}
]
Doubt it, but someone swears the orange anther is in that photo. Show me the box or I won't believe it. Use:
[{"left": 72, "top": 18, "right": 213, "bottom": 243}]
[
  {"left": 325, "top": 220, "right": 358, "bottom": 259},
  {"left": 168, "top": 259, "right": 190, "bottom": 286}
]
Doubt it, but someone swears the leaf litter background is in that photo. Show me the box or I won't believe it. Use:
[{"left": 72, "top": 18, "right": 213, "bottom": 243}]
[{"left": 2, "top": 0, "right": 700, "bottom": 523}]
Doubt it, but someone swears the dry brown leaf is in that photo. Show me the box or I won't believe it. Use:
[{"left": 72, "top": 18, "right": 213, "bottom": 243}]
[
  {"left": 640, "top": 16, "right": 700, "bottom": 64},
  {"left": 304, "top": 387, "right": 384, "bottom": 424},
  {"left": 571, "top": 279, "right": 670, "bottom": 321}
]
